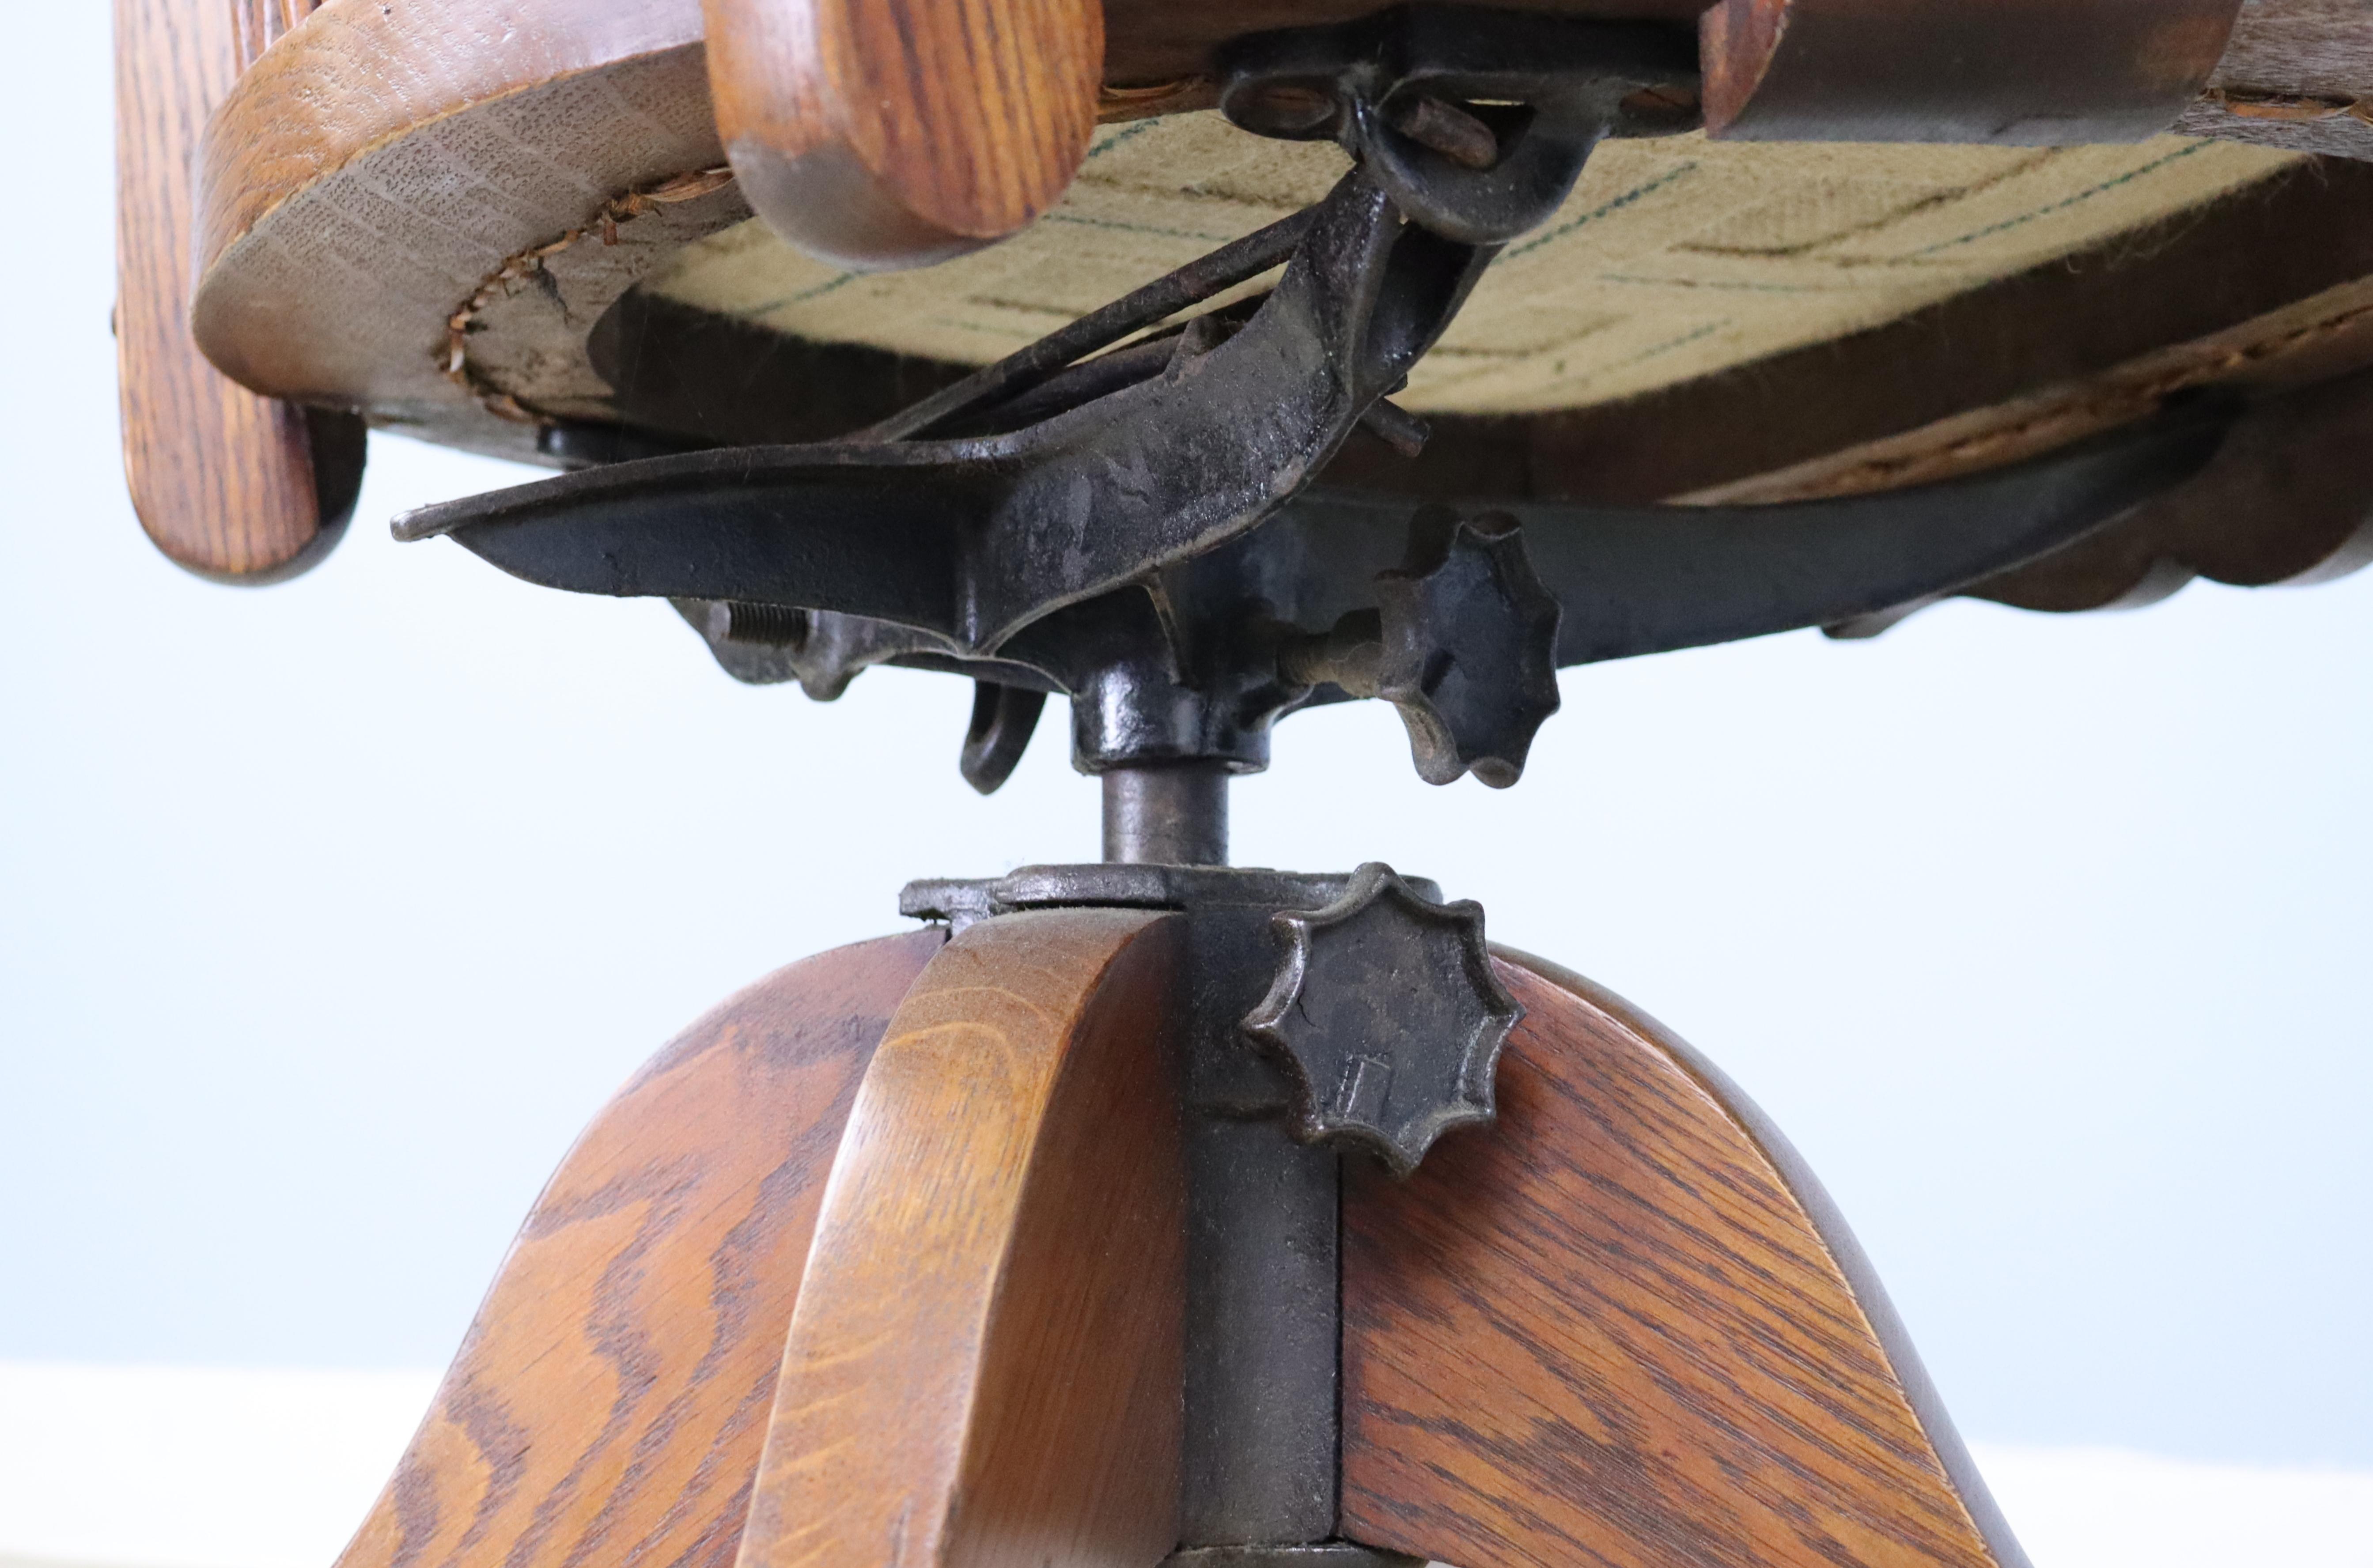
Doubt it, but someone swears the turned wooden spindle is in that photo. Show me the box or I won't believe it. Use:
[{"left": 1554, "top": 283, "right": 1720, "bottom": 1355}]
[
  {"left": 116, "top": 0, "right": 361, "bottom": 581},
  {"left": 702, "top": 0, "right": 1104, "bottom": 269}
]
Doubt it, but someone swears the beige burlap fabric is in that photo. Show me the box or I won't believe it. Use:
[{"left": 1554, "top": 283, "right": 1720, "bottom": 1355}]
[{"left": 649, "top": 114, "right": 2295, "bottom": 415}]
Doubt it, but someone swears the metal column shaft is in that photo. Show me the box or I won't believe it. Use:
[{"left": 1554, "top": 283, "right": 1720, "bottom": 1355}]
[
  {"left": 1097, "top": 764, "right": 1341, "bottom": 1547},
  {"left": 1103, "top": 763, "right": 1232, "bottom": 865},
  {"left": 1180, "top": 1106, "right": 1340, "bottom": 1545},
  {"left": 1173, "top": 903, "right": 1340, "bottom": 1548}
]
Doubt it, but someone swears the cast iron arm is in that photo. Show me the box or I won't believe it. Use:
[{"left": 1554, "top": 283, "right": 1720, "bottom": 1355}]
[
  {"left": 395, "top": 170, "right": 1493, "bottom": 655},
  {"left": 386, "top": 6, "right": 2225, "bottom": 789},
  {"left": 1200, "top": 406, "right": 2231, "bottom": 672}
]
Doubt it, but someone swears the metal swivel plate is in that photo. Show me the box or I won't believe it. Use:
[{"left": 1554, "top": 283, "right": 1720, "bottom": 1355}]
[{"left": 1241, "top": 863, "right": 1522, "bottom": 1175}]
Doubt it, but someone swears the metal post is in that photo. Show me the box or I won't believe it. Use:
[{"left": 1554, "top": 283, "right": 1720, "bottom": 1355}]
[
  {"left": 1103, "top": 763, "right": 1231, "bottom": 865},
  {"left": 1179, "top": 1114, "right": 1341, "bottom": 1547}
]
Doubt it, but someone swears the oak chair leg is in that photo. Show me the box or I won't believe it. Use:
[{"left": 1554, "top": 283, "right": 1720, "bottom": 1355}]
[
  {"left": 736, "top": 908, "right": 1187, "bottom": 1568},
  {"left": 324, "top": 909, "right": 2025, "bottom": 1568},
  {"left": 1339, "top": 951, "right": 2026, "bottom": 1568},
  {"left": 329, "top": 932, "right": 939, "bottom": 1568}
]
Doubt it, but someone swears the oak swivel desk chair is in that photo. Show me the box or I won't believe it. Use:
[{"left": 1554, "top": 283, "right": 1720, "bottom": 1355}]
[{"left": 116, "top": 2, "right": 2372, "bottom": 1567}]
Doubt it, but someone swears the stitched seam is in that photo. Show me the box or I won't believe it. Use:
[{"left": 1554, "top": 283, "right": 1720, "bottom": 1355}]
[{"left": 1762, "top": 290, "right": 2373, "bottom": 499}]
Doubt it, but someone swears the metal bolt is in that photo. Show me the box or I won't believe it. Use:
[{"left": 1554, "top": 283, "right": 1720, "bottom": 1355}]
[
  {"left": 1385, "top": 94, "right": 1502, "bottom": 170},
  {"left": 716, "top": 601, "right": 809, "bottom": 648}
]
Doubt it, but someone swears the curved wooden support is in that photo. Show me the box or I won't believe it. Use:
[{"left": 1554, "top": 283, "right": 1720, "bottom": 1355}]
[
  {"left": 1702, "top": 0, "right": 2244, "bottom": 144},
  {"left": 330, "top": 931, "right": 939, "bottom": 1568},
  {"left": 702, "top": 0, "right": 1104, "bottom": 270},
  {"left": 736, "top": 908, "right": 1186, "bottom": 1568},
  {"left": 1341, "top": 951, "right": 2024, "bottom": 1568},
  {"left": 116, "top": 0, "right": 361, "bottom": 581}
]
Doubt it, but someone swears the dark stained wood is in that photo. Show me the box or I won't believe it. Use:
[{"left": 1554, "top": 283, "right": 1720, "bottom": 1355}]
[
  {"left": 704, "top": 0, "right": 1104, "bottom": 269},
  {"left": 1696, "top": 0, "right": 2373, "bottom": 161},
  {"left": 1965, "top": 364, "right": 2373, "bottom": 612},
  {"left": 1703, "top": 0, "right": 2243, "bottom": 144},
  {"left": 1341, "top": 950, "right": 2021, "bottom": 1568},
  {"left": 331, "top": 930, "right": 939, "bottom": 1568},
  {"left": 116, "top": 0, "right": 358, "bottom": 580},
  {"left": 738, "top": 909, "right": 1185, "bottom": 1568}
]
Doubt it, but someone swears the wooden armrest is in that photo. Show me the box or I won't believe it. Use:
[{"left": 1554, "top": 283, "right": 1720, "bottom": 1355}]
[{"left": 117, "top": 0, "right": 362, "bottom": 582}]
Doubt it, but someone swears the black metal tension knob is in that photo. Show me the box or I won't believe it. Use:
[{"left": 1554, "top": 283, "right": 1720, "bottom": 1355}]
[
  {"left": 1375, "top": 506, "right": 1563, "bottom": 788},
  {"left": 1241, "top": 862, "right": 1522, "bottom": 1176}
]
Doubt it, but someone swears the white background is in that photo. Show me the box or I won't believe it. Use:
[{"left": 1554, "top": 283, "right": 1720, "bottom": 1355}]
[{"left": 2, "top": 3, "right": 2369, "bottom": 1562}]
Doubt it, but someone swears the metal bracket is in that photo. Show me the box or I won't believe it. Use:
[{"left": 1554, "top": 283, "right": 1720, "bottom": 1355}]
[
  {"left": 429, "top": 381, "right": 2226, "bottom": 786},
  {"left": 1163, "top": 1548, "right": 1425, "bottom": 1568},
  {"left": 394, "top": 7, "right": 2230, "bottom": 793},
  {"left": 397, "top": 170, "right": 1491, "bottom": 657},
  {"left": 1219, "top": 3, "right": 1699, "bottom": 243}
]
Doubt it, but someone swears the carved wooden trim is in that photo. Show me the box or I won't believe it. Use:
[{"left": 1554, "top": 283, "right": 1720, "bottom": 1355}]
[{"left": 1959, "top": 365, "right": 2373, "bottom": 614}]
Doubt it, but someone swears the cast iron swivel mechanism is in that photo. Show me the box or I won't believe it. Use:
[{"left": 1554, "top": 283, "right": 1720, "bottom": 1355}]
[{"left": 399, "top": 8, "right": 2225, "bottom": 1563}]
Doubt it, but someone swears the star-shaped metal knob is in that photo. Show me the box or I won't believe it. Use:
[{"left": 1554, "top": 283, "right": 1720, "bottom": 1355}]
[
  {"left": 1240, "top": 863, "right": 1523, "bottom": 1175},
  {"left": 1375, "top": 507, "right": 1563, "bottom": 788}
]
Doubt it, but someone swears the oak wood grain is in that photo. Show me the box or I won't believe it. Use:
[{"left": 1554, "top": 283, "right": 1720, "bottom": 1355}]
[
  {"left": 737, "top": 909, "right": 1185, "bottom": 1568},
  {"left": 117, "top": 0, "right": 358, "bottom": 581},
  {"left": 195, "top": 0, "right": 708, "bottom": 294},
  {"left": 331, "top": 930, "right": 939, "bottom": 1568},
  {"left": 704, "top": 0, "right": 1104, "bottom": 269},
  {"left": 189, "top": 0, "right": 728, "bottom": 468},
  {"left": 1340, "top": 950, "right": 2021, "bottom": 1568},
  {"left": 232, "top": 0, "right": 328, "bottom": 64}
]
